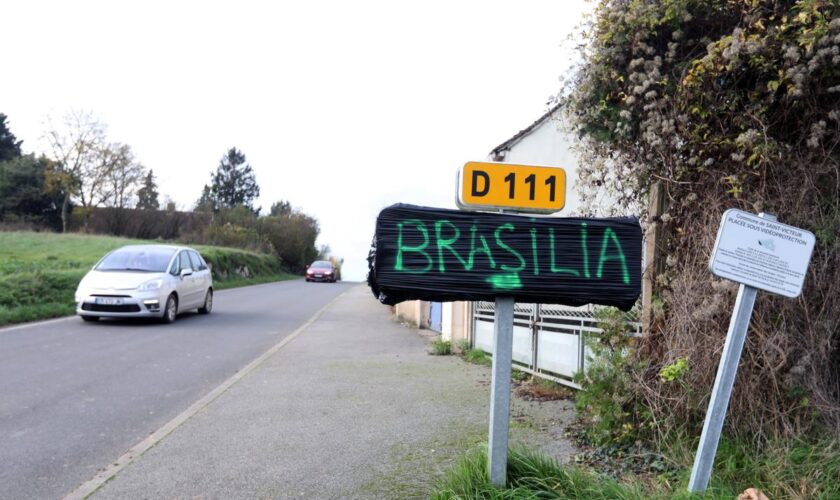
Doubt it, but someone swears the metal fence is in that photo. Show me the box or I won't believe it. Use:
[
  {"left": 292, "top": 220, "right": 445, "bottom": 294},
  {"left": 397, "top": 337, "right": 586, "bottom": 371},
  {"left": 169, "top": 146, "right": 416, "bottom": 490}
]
[{"left": 472, "top": 301, "right": 640, "bottom": 389}]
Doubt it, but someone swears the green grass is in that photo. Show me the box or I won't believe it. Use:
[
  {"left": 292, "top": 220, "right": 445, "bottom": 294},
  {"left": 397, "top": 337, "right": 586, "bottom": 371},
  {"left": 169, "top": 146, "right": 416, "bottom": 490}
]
[
  {"left": 431, "top": 437, "right": 840, "bottom": 499},
  {"left": 464, "top": 348, "right": 492, "bottom": 367},
  {"left": 432, "top": 445, "right": 645, "bottom": 500},
  {"left": 0, "top": 231, "right": 296, "bottom": 327},
  {"left": 661, "top": 435, "right": 840, "bottom": 499},
  {"left": 430, "top": 338, "right": 453, "bottom": 355}
]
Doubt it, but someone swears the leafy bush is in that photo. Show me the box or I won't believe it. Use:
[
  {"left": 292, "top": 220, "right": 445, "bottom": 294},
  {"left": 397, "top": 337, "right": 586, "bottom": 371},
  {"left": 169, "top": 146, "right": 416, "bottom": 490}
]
[
  {"left": 574, "top": 307, "right": 648, "bottom": 446},
  {"left": 195, "top": 246, "right": 286, "bottom": 282}
]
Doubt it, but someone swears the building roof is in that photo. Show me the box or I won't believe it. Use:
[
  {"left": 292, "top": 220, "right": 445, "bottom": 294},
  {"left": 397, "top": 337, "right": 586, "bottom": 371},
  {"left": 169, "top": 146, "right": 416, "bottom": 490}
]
[{"left": 489, "top": 102, "right": 563, "bottom": 160}]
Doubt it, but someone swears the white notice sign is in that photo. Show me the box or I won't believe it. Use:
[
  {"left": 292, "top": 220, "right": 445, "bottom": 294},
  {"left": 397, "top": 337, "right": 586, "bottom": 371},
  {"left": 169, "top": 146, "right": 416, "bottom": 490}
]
[{"left": 709, "top": 209, "right": 815, "bottom": 298}]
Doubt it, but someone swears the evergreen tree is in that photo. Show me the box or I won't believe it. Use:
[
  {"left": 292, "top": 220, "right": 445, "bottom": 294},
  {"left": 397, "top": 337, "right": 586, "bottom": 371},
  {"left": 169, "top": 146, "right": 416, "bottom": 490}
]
[
  {"left": 136, "top": 169, "right": 160, "bottom": 210},
  {"left": 0, "top": 113, "right": 23, "bottom": 162},
  {"left": 194, "top": 184, "right": 215, "bottom": 212},
  {"left": 208, "top": 147, "right": 260, "bottom": 212},
  {"left": 269, "top": 200, "right": 292, "bottom": 217}
]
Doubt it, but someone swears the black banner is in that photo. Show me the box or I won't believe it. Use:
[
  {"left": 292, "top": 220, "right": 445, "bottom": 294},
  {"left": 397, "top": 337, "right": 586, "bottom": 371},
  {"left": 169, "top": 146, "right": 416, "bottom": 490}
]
[{"left": 367, "top": 204, "right": 642, "bottom": 311}]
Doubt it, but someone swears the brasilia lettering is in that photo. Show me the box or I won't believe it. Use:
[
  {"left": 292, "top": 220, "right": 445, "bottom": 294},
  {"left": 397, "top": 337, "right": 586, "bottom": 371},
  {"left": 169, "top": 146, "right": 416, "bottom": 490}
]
[
  {"left": 394, "top": 220, "right": 630, "bottom": 286},
  {"left": 367, "top": 204, "right": 642, "bottom": 310}
]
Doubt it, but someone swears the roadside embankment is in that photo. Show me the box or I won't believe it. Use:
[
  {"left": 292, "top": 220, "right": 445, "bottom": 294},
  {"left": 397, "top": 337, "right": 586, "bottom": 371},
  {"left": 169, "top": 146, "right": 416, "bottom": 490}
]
[{"left": 0, "top": 231, "right": 295, "bottom": 326}]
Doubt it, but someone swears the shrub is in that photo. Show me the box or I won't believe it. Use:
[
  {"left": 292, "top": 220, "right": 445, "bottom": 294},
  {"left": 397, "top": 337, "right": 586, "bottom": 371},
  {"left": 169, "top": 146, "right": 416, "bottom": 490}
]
[
  {"left": 574, "top": 307, "right": 649, "bottom": 446},
  {"left": 430, "top": 338, "right": 452, "bottom": 355}
]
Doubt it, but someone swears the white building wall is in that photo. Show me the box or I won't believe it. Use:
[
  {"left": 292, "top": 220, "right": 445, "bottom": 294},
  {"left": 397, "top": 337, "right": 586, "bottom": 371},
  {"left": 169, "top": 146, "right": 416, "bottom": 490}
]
[
  {"left": 442, "top": 302, "right": 452, "bottom": 338},
  {"left": 491, "top": 117, "right": 583, "bottom": 215}
]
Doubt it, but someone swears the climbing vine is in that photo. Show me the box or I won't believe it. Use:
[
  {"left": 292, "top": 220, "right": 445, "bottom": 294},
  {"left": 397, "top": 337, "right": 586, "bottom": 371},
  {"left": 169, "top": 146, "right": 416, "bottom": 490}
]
[{"left": 563, "top": 0, "right": 840, "bottom": 441}]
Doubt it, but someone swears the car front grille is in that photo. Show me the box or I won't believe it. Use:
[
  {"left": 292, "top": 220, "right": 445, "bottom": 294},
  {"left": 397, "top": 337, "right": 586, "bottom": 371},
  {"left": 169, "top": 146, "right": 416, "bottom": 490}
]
[{"left": 82, "top": 303, "right": 142, "bottom": 313}]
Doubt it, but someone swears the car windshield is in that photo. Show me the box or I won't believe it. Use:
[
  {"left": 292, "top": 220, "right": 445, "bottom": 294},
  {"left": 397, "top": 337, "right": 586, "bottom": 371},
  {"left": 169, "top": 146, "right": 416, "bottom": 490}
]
[
  {"left": 311, "top": 261, "right": 332, "bottom": 269},
  {"left": 96, "top": 247, "right": 177, "bottom": 272}
]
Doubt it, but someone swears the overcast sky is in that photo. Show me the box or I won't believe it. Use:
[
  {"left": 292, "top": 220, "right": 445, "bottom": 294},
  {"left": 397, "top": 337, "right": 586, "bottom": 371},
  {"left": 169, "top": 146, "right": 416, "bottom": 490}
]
[{"left": 1, "top": 0, "right": 591, "bottom": 281}]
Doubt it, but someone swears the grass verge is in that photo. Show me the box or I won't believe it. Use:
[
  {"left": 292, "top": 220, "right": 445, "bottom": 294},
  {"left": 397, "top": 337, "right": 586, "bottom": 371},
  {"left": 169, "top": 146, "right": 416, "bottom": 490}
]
[
  {"left": 432, "top": 445, "right": 643, "bottom": 499},
  {"left": 463, "top": 347, "right": 492, "bottom": 367},
  {"left": 0, "top": 231, "right": 296, "bottom": 327},
  {"left": 432, "top": 436, "right": 840, "bottom": 499}
]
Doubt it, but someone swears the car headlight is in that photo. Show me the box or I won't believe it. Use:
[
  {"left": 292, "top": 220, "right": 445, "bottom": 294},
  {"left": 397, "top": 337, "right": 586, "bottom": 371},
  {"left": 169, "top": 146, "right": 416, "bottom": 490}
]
[
  {"left": 75, "top": 280, "right": 89, "bottom": 302},
  {"left": 138, "top": 279, "right": 163, "bottom": 291}
]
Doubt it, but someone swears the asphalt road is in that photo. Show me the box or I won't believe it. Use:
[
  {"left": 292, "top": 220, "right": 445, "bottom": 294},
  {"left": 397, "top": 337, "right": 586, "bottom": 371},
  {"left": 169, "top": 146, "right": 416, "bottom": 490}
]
[{"left": 0, "top": 279, "right": 353, "bottom": 500}]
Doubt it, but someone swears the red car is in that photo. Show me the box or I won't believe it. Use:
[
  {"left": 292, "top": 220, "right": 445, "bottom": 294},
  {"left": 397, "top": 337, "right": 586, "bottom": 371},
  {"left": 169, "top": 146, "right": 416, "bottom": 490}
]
[{"left": 306, "top": 260, "right": 338, "bottom": 282}]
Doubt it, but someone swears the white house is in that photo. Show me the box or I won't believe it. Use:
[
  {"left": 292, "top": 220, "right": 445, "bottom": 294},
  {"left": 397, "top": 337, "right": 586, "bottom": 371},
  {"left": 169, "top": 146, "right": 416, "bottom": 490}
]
[{"left": 485, "top": 103, "right": 584, "bottom": 215}]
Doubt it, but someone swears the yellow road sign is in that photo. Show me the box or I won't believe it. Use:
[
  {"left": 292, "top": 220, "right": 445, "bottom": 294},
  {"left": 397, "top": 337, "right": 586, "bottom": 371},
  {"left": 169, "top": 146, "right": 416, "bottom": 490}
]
[{"left": 457, "top": 162, "right": 566, "bottom": 213}]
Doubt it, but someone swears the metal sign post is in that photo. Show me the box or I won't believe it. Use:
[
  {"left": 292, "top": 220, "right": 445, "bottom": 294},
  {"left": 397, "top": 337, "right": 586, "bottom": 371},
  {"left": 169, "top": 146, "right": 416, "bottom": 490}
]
[
  {"left": 689, "top": 211, "right": 815, "bottom": 492},
  {"left": 687, "top": 280, "right": 759, "bottom": 491},
  {"left": 488, "top": 296, "right": 514, "bottom": 486},
  {"left": 367, "top": 161, "right": 637, "bottom": 489}
]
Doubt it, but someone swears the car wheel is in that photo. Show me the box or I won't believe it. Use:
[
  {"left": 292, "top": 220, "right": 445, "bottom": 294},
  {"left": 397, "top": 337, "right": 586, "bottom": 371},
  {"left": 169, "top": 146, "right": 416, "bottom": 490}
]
[
  {"left": 198, "top": 289, "right": 213, "bottom": 314},
  {"left": 81, "top": 315, "right": 99, "bottom": 322},
  {"left": 161, "top": 294, "right": 178, "bottom": 324}
]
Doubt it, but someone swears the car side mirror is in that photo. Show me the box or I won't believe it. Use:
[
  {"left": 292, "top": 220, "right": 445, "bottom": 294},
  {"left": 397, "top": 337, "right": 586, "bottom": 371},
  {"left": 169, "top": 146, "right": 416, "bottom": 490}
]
[{"left": 180, "top": 269, "right": 193, "bottom": 278}]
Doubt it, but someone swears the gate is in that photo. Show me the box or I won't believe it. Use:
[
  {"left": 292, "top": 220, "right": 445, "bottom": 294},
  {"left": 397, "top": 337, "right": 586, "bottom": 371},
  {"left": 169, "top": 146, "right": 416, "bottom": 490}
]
[{"left": 472, "top": 301, "right": 639, "bottom": 389}]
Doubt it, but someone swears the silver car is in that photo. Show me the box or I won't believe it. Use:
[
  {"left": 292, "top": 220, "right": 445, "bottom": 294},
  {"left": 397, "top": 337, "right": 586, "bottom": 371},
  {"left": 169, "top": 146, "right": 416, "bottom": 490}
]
[{"left": 75, "top": 245, "right": 213, "bottom": 323}]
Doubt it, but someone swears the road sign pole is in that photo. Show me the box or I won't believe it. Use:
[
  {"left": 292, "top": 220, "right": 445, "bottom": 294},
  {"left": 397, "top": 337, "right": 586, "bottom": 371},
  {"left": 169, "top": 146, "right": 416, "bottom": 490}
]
[
  {"left": 688, "top": 213, "right": 777, "bottom": 492},
  {"left": 688, "top": 283, "right": 757, "bottom": 491},
  {"left": 488, "top": 296, "right": 514, "bottom": 487}
]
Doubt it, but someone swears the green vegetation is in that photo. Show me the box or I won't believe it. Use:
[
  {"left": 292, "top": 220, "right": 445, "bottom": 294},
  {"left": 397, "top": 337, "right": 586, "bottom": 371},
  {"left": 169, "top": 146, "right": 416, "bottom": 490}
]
[
  {"left": 196, "top": 147, "right": 260, "bottom": 213},
  {"left": 429, "top": 338, "right": 452, "bottom": 355},
  {"left": 455, "top": 339, "right": 471, "bottom": 354},
  {"left": 510, "top": 369, "right": 529, "bottom": 382},
  {"left": 0, "top": 231, "right": 295, "bottom": 327},
  {"left": 563, "top": 0, "right": 840, "bottom": 441},
  {"left": 432, "top": 446, "right": 644, "bottom": 500},
  {"left": 463, "top": 347, "right": 491, "bottom": 367},
  {"left": 0, "top": 113, "right": 335, "bottom": 273},
  {"left": 574, "top": 307, "right": 646, "bottom": 446},
  {"left": 432, "top": 438, "right": 840, "bottom": 499}
]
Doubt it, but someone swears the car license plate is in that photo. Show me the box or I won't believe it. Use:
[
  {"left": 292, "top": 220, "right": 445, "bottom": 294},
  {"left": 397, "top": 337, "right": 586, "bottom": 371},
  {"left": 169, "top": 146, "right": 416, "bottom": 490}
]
[
  {"left": 314, "top": 274, "right": 323, "bottom": 278},
  {"left": 95, "top": 297, "right": 123, "bottom": 305}
]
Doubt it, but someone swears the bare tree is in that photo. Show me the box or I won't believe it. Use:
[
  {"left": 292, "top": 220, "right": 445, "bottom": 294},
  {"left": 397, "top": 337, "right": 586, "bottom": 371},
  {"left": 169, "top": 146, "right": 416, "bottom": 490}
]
[
  {"left": 43, "top": 110, "right": 107, "bottom": 232},
  {"left": 43, "top": 111, "right": 144, "bottom": 232},
  {"left": 105, "top": 144, "right": 145, "bottom": 209}
]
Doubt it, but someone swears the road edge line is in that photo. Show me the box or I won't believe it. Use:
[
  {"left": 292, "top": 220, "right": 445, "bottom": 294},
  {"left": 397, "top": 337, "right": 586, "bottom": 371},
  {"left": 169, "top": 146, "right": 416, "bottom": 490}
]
[
  {"left": 63, "top": 286, "right": 356, "bottom": 500},
  {"left": 0, "top": 316, "right": 75, "bottom": 334}
]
